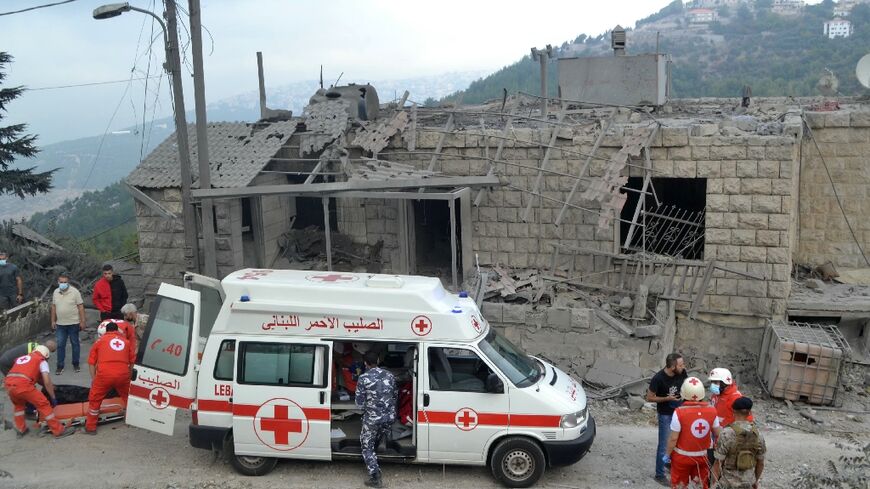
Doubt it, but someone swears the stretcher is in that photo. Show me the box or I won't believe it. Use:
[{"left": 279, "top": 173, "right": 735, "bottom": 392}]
[{"left": 36, "top": 384, "right": 126, "bottom": 429}]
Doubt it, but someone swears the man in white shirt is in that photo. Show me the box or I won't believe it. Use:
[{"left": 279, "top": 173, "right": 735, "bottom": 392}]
[{"left": 51, "top": 272, "right": 86, "bottom": 375}]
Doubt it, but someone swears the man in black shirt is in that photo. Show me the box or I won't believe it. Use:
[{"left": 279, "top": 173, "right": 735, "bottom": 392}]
[{"left": 646, "top": 352, "right": 687, "bottom": 486}]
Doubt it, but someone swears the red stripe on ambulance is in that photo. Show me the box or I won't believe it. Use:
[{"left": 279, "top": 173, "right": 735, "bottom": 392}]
[
  {"left": 198, "top": 401, "right": 330, "bottom": 421},
  {"left": 418, "top": 410, "right": 560, "bottom": 428},
  {"left": 130, "top": 384, "right": 193, "bottom": 409}
]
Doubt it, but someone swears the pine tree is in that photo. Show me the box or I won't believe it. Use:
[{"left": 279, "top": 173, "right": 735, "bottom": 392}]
[{"left": 0, "top": 52, "right": 55, "bottom": 198}]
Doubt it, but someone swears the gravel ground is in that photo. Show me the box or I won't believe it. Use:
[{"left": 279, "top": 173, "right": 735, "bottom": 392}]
[{"left": 0, "top": 338, "right": 865, "bottom": 489}]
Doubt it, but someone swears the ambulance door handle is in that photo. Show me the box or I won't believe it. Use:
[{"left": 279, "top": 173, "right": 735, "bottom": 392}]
[
  {"left": 423, "top": 393, "right": 430, "bottom": 407},
  {"left": 319, "top": 391, "right": 325, "bottom": 405},
  {"left": 229, "top": 397, "right": 233, "bottom": 404}
]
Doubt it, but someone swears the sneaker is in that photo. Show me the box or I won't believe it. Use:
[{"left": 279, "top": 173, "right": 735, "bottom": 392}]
[
  {"left": 653, "top": 475, "right": 669, "bottom": 487},
  {"left": 55, "top": 369, "right": 63, "bottom": 376},
  {"left": 15, "top": 427, "right": 29, "bottom": 439},
  {"left": 364, "top": 477, "right": 383, "bottom": 489},
  {"left": 54, "top": 426, "right": 76, "bottom": 439},
  {"left": 82, "top": 429, "right": 97, "bottom": 436},
  {"left": 73, "top": 366, "right": 80, "bottom": 373}
]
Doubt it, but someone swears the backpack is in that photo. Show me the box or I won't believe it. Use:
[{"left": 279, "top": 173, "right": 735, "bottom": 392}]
[{"left": 729, "top": 423, "right": 761, "bottom": 471}]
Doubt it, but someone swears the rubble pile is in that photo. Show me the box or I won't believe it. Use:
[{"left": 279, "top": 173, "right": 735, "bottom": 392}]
[{"left": 274, "top": 226, "right": 384, "bottom": 273}]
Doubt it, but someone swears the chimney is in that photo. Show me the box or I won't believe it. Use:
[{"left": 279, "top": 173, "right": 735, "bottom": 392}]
[{"left": 612, "top": 25, "right": 626, "bottom": 56}]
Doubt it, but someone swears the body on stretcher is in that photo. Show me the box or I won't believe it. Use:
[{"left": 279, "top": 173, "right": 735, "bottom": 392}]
[{"left": 37, "top": 385, "right": 126, "bottom": 429}]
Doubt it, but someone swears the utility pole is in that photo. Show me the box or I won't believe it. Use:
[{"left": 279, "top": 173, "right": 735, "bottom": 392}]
[
  {"left": 189, "top": 0, "right": 217, "bottom": 277},
  {"left": 165, "top": 0, "right": 199, "bottom": 272},
  {"left": 530, "top": 45, "right": 553, "bottom": 119}
]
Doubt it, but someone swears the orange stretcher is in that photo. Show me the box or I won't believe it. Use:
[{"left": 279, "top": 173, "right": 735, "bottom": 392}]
[{"left": 39, "top": 397, "right": 126, "bottom": 428}]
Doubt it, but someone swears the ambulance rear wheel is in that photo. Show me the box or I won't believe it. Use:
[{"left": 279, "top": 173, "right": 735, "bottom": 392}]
[
  {"left": 490, "top": 437, "right": 545, "bottom": 488},
  {"left": 224, "top": 434, "right": 277, "bottom": 476}
]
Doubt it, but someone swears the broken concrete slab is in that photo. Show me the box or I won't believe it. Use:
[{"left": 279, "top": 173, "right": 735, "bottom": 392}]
[
  {"left": 502, "top": 304, "right": 528, "bottom": 324},
  {"left": 547, "top": 307, "right": 572, "bottom": 331},
  {"left": 584, "top": 357, "right": 644, "bottom": 388},
  {"left": 634, "top": 324, "right": 662, "bottom": 338},
  {"left": 627, "top": 395, "right": 646, "bottom": 411},
  {"left": 805, "top": 278, "right": 826, "bottom": 290}
]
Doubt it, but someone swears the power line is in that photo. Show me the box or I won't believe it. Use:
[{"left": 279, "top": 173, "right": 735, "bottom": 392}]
[
  {"left": 25, "top": 76, "right": 162, "bottom": 91},
  {"left": 0, "top": 0, "right": 77, "bottom": 16}
]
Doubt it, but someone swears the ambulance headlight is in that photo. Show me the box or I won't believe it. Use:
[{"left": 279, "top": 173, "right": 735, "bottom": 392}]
[{"left": 560, "top": 406, "right": 588, "bottom": 429}]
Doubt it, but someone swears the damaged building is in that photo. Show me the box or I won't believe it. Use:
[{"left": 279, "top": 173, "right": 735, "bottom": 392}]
[{"left": 126, "top": 58, "right": 870, "bottom": 402}]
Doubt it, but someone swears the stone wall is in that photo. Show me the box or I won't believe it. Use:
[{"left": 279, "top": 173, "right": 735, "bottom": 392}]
[
  {"left": 797, "top": 109, "right": 870, "bottom": 268},
  {"left": 483, "top": 299, "right": 676, "bottom": 375},
  {"left": 379, "top": 118, "right": 802, "bottom": 319}
]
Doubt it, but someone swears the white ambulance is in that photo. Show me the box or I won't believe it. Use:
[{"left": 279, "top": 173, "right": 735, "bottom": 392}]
[{"left": 126, "top": 269, "right": 595, "bottom": 487}]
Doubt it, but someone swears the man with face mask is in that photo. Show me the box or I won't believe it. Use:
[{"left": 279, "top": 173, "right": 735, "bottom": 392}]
[
  {"left": 0, "top": 251, "right": 24, "bottom": 311},
  {"left": 51, "top": 272, "right": 86, "bottom": 375},
  {"left": 709, "top": 368, "right": 753, "bottom": 428}
]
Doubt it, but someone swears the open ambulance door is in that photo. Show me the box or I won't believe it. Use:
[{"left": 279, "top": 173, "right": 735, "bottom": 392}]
[
  {"left": 182, "top": 272, "right": 225, "bottom": 339},
  {"left": 125, "top": 283, "right": 201, "bottom": 436}
]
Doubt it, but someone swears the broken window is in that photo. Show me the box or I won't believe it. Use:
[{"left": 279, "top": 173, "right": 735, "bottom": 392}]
[
  {"left": 619, "top": 177, "right": 706, "bottom": 259},
  {"left": 413, "top": 200, "right": 460, "bottom": 277},
  {"left": 292, "top": 197, "right": 337, "bottom": 231}
]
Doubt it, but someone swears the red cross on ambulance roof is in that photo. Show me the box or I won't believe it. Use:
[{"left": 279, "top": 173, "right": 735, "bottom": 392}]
[{"left": 306, "top": 274, "right": 358, "bottom": 283}]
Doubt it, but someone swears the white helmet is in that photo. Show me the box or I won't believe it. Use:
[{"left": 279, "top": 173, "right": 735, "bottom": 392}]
[
  {"left": 681, "top": 377, "right": 706, "bottom": 402},
  {"left": 708, "top": 368, "right": 733, "bottom": 385},
  {"left": 97, "top": 319, "right": 119, "bottom": 337},
  {"left": 34, "top": 345, "right": 51, "bottom": 359}
]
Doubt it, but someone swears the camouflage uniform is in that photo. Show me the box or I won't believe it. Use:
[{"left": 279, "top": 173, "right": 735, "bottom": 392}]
[
  {"left": 713, "top": 420, "right": 766, "bottom": 489},
  {"left": 356, "top": 366, "right": 397, "bottom": 478}
]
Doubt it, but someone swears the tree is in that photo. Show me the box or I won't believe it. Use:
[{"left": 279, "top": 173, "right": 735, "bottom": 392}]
[{"left": 0, "top": 52, "right": 55, "bottom": 198}]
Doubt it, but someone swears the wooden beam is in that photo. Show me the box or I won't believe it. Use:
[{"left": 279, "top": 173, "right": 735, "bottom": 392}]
[
  {"left": 191, "top": 176, "right": 503, "bottom": 200},
  {"left": 124, "top": 182, "right": 179, "bottom": 221},
  {"left": 323, "top": 197, "right": 332, "bottom": 271}
]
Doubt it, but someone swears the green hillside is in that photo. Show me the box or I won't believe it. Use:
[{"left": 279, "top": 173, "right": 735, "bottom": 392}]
[
  {"left": 444, "top": 0, "right": 870, "bottom": 104},
  {"left": 27, "top": 181, "right": 137, "bottom": 261}
]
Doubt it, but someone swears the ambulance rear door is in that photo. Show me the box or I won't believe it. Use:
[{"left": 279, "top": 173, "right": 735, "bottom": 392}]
[
  {"left": 125, "top": 283, "right": 201, "bottom": 436},
  {"left": 231, "top": 337, "right": 333, "bottom": 460},
  {"left": 182, "top": 272, "right": 224, "bottom": 338}
]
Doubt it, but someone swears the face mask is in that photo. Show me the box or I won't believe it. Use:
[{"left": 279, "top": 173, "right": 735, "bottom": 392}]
[
  {"left": 0, "top": 260, "right": 6, "bottom": 266},
  {"left": 58, "top": 283, "right": 70, "bottom": 291},
  {"left": 710, "top": 383, "right": 721, "bottom": 395}
]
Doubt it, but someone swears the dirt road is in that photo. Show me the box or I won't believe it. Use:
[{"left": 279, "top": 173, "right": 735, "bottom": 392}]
[{"left": 0, "top": 338, "right": 849, "bottom": 489}]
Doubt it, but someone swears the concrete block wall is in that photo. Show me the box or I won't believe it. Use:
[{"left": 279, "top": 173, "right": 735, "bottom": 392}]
[
  {"left": 251, "top": 173, "right": 293, "bottom": 267},
  {"left": 797, "top": 109, "right": 870, "bottom": 268},
  {"left": 482, "top": 300, "right": 675, "bottom": 374},
  {"left": 0, "top": 303, "right": 50, "bottom": 352},
  {"left": 399, "top": 122, "right": 801, "bottom": 318}
]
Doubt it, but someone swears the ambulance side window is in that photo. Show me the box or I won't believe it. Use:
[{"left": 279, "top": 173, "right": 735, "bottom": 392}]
[
  {"left": 428, "top": 347, "right": 491, "bottom": 393},
  {"left": 213, "top": 340, "right": 235, "bottom": 381},
  {"left": 239, "top": 342, "right": 327, "bottom": 387},
  {"left": 139, "top": 296, "right": 194, "bottom": 375}
]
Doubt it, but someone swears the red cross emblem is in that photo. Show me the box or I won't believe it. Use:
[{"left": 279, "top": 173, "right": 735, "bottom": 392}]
[
  {"left": 15, "top": 355, "right": 31, "bottom": 365},
  {"left": 306, "top": 273, "right": 358, "bottom": 283},
  {"left": 110, "top": 338, "right": 126, "bottom": 351},
  {"left": 690, "top": 418, "right": 711, "bottom": 439},
  {"left": 454, "top": 408, "right": 479, "bottom": 431},
  {"left": 411, "top": 315, "right": 432, "bottom": 336},
  {"left": 688, "top": 378, "right": 700, "bottom": 386},
  {"left": 238, "top": 270, "right": 273, "bottom": 281},
  {"left": 471, "top": 315, "right": 481, "bottom": 333},
  {"left": 149, "top": 387, "right": 170, "bottom": 410},
  {"left": 253, "top": 398, "right": 309, "bottom": 451}
]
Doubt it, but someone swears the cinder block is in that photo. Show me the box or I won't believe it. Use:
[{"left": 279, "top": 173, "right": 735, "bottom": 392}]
[
  {"left": 482, "top": 302, "right": 504, "bottom": 323},
  {"left": 825, "top": 112, "right": 851, "bottom": 128},
  {"left": 738, "top": 279, "right": 767, "bottom": 297},
  {"left": 706, "top": 194, "right": 730, "bottom": 212},
  {"left": 547, "top": 307, "right": 572, "bottom": 332},
  {"left": 673, "top": 161, "right": 697, "bottom": 178},
  {"left": 706, "top": 228, "right": 731, "bottom": 244},
  {"left": 710, "top": 145, "right": 747, "bottom": 160},
  {"left": 741, "top": 179, "right": 772, "bottom": 195},
  {"left": 767, "top": 248, "right": 790, "bottom": 264},
  {"left": 736, "top": 161, "right": 758, "bottom": 177},
  {"left": 768, "top": 214, "right": 790, "bottom": 231},
  {"left": 740, "top": 246, "right": 767, "bottom": 263},
  {"left": 502, "top": 304, "right": 528, "bottom": 324},
  {"left": 758, "top": 161, "right": 780, "bottom": 178},
  {"left": 752, "top": 196, "right": 781, "bottom": 214},
  {"left": 634, "top": 324, "right": 662, "bottom": 338},
  {"left": 697, "top": 161, "right": 721, "bottom": 178},
  {"left": 756, "top": 230, "right": 781, "bottom": 247},
  {"left": 730, "top": 196, "right": 752, "bottom": 213},
  {"left": 723, "top": 178, "right": 741, "bottom": 194},
  {"left": 850, "top": 111, "right": 870, "bottom": 127},
  {"left": 662, "top": 127, "right": 689, "bottom": 147},
  {"left": 732, "top": 230, "right": 756, "bottom": 245}
]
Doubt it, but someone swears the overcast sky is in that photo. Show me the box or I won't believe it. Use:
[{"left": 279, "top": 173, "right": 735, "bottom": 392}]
[{"left": 2, "top": 0, "right": 819, "bottom": 144}]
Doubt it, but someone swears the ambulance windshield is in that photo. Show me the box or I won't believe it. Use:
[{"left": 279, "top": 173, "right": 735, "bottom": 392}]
[{"left": 478, "top": 329, "right": 540, "bottom": 388}]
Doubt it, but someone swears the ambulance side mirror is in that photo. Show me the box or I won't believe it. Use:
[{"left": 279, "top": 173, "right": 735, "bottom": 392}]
[{"left": 486, "top": 373, "right": 504, "bottom": 394}]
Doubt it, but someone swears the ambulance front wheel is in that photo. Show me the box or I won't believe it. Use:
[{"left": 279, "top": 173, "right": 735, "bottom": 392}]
[
  {"left": 490, "top": 437, "right": 546, "bottom": 488},
  {"left": 224, "top": 433, "right": 278, "bottom": 476}
]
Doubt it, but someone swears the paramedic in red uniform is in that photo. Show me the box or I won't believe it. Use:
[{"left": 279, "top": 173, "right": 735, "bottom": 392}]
[
  {"left": 84, "top": 322, "right": 135, "bottom": 434},
  {"left": 98, "top": 318, "right": 137, "bottom": 355},
  {"left": 4, "top": 345, "right": 75, "bottom": 438},
  {"left": 664, "top": 376, "right": 721, "bottom": 489}
]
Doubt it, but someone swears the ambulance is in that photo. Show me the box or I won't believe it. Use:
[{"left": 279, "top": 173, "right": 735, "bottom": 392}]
[{"left": 126, "top": 269, "right": 595, "bottom": 487}]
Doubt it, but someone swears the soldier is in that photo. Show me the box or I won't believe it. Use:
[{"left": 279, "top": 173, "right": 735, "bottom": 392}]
[
  {"left": 355, "top": 350, "right": 397, "bottom": 488},
  {"left": 712, "top": 397, "right": 766, "bottom": 489}
]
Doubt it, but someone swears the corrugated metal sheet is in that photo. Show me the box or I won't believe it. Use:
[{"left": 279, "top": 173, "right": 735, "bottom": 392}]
[{"left": 126, "top": 121, "right": 296, "bottom": 189}]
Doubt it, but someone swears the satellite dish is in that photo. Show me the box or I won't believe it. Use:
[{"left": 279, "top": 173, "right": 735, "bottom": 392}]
[
  {"left": 857, "top": 54, "right": 870, "bottom": 89},
  {"left": 817, "top": 69, "right": 839, "bottom": 96}
]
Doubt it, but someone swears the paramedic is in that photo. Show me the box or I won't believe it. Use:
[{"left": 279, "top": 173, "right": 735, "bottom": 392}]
[
  {"left": 712, "top": 397, "right": 766, "bottom": 489},
  {"left": 664, "top": 377, "right": 721, "bottom": 489},
  {"left": 355, "top": 350, "right": 397, "bottom": 488},
  {"left": 0, "top": 340, "right": 56, "bottom": 376},
  {"left": 84, "top": 322, "right": 135, "bottom": 434},
  {"left": 4, "top": 345, "right": 75, "bottom": 438}
]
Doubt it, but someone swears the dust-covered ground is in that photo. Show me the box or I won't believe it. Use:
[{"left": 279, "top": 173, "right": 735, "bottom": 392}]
[{"left": 0, "top": 337, "right": 865, "bottom": 489}]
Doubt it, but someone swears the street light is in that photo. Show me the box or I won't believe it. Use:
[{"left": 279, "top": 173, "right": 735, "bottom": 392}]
[{"left": 93, "top": 2, "right": 200, "bottom": 273}]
